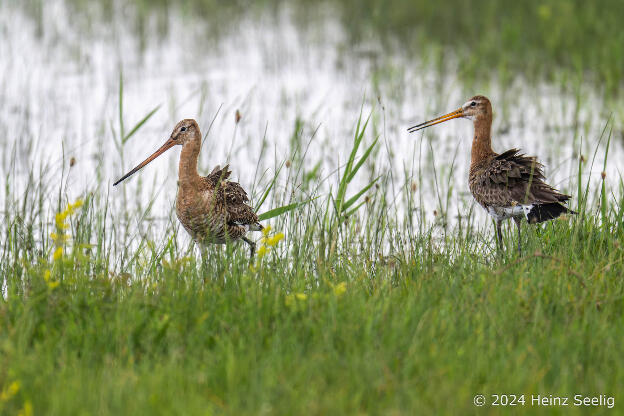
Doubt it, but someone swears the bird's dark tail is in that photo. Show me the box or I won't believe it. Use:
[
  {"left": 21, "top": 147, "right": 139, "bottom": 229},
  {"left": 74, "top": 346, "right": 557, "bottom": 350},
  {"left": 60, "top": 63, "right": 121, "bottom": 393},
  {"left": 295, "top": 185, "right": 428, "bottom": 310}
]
[{"left": 527, "top": 203, "right": 576, "bottom": 224}]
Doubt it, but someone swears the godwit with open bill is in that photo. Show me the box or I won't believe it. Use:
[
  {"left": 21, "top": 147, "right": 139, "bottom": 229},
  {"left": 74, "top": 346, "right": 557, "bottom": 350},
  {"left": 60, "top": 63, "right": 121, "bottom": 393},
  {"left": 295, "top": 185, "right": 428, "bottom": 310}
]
[
  {"left": 408, "top": 95, "right": 575, "bottom": 253},
  {"left": 113, "top": 119, "right": 263, "bottom": 258}
]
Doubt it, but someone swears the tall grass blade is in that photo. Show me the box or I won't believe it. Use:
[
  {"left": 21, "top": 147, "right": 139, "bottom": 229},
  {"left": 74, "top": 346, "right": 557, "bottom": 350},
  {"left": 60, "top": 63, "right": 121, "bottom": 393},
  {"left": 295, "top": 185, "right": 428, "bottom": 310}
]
[
  {"left": 118, "top": 72, "right": 124, "bottom": 140},
  {"left": 600, "top": 125, "right": 612, "bottom": 225},
  {"left": 335, "top": 110, "right": 373, "bottom": 217},
  {"left": 342, "top": 176, "right": 380, "bottom": 212},
  {"left": 346, "top": 136, "right": 379, "bottom": 184},
  {"left": 122, "top": 105, "right": 161, "bottom": 145},
  {"left": 257, "top": 198, "right": 317, "bottom": 221},
  {"left": 254, "top": 161, "right": 285, "bottom": 213}
]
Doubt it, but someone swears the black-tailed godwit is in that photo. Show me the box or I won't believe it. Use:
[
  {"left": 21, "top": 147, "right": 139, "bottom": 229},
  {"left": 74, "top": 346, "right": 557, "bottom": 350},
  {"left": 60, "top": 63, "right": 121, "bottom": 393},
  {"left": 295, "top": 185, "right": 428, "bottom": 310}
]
[
  {"left": 408, "top": 95, "right": 575, "bottom": 253},
  {"left": 114, "top": 119, "right": 263, "bottom": 257}
]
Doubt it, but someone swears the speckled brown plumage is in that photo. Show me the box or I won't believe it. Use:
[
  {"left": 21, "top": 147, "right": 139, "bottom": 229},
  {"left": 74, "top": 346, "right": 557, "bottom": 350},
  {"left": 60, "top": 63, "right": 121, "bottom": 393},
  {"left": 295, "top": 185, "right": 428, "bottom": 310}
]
[
  {"left": 409, "top": 95, "right": 575, "bottom": 253},
  {"left": 176, "top": 163, "right": 261, "bottom": 245},
  {"left": 114, "top": 119, "right": 262, "bottom": 257},
  {"left": 469, "top": 149, "right": 571, "bottom": 223}
]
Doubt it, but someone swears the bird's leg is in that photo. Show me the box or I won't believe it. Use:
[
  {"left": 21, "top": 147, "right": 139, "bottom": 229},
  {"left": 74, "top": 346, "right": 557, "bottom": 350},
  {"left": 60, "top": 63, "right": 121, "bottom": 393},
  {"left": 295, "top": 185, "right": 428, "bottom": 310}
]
[
  {"left": 197, "top": 244, "right": 210, "bottom": 282},
  {"left": 241, "top": 237, "right": 256, "bottom": 261},
  {"left": 513, "top": 217, "right": 522, "bottom": 256},
  {"left": 495, "top": 219, "right": 503, "bottom": 253}
]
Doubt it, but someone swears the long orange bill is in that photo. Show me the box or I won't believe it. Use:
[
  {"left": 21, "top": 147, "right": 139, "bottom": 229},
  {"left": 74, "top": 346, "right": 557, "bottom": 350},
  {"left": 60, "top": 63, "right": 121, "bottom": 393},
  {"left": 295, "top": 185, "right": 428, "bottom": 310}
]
[
  {"left": 113, "top": 138, "right": 176, "bottom": 186},
  {"left": 407, "top": 108, "right": 464, "bottom": 133}
]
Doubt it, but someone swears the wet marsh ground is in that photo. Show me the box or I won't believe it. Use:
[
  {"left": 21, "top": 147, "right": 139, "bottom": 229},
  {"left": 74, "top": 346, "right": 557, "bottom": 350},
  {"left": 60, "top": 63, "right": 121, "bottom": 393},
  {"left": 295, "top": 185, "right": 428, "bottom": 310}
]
[{"left": 1, "top": 1, "right": 624, "bottom": 414}]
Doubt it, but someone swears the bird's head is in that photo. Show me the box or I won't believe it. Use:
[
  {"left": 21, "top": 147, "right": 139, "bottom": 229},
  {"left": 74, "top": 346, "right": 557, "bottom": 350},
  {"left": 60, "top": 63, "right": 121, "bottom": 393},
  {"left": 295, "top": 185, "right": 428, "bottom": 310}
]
[
  {"left": 169, "top": 119, "right": 200, "bottom": 145},
  {"left": 113, "top": 118, "right": 200, "bottom": 186},
  {"left": 460, "top": 95, "right": 492, "bottom": 121},
  {"left": 408, "top": 95, "right": 492, "bottom": 133}
]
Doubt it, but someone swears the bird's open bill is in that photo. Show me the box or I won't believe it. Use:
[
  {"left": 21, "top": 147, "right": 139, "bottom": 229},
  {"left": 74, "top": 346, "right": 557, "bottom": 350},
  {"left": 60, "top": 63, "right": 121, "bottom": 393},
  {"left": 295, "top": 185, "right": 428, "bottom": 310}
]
[
  {"left": 113, "top": 138, "right": 176, "bottom": 186},
  {"left": 407, "top": 108, "right": 464, "bottom": 133}
]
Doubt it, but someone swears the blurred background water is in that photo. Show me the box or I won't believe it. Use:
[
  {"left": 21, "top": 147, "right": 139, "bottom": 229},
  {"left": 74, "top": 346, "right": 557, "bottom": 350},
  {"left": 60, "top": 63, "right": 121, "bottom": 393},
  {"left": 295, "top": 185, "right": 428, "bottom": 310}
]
[{"left": 1, "top": 0, "right": 622, "bottom": 249}]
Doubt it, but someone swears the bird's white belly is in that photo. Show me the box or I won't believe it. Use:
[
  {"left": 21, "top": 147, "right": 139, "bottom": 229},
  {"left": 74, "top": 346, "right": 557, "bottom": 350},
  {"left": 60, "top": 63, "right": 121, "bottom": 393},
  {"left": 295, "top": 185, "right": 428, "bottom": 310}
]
[{"left": 486, "top": 204, "right": 533, "bottom": 221}]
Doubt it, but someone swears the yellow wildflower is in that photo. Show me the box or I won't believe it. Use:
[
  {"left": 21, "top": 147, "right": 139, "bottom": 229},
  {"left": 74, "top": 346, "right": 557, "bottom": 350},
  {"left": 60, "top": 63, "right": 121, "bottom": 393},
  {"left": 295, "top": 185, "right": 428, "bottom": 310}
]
[
  {"left": 332, "top": 282, "right": 347, "bottom": 296},
  {"left": 262, "top": 225, "right": 272, "bottom": 236},
  {"left": 537, "top": 4, "right": 551, "bottom": 20},
  {"left": 53, "top": 247, "right": 63, "bottom": 261},
  {"left": 7, "top": 381, "right": 20, "bottom": 395},
  {"left": 55, "top": 198, "right": 83, "bottom": 228},
  {"left": 43, "top": 269, "right": 59, "bottom": 289},
  {"left": 257, "top": 245, "right": 268, "bottom": 258},
  {"left": 71, "top": 199, "right": 84, "bottom": 209},
  {"left": 50, "top": 232, "right": 69, "bottom": 242},
  {"left": 65, "top": 199, "right": 83, "bottom": 215},
  {"left": 55, "top": 212, "right": 69, "bottom": 229},
  {"left": 18, "top": 400, "right": 33, "bottom": 416},
  {"left": 285, "top": 292, "right": 308, "bottom": 307},
  {"left": 266, "top": 232, "right": 285, "bottom": 246},
  {"left": 1, "top": 381, "right": 20, "bottom": 401}
]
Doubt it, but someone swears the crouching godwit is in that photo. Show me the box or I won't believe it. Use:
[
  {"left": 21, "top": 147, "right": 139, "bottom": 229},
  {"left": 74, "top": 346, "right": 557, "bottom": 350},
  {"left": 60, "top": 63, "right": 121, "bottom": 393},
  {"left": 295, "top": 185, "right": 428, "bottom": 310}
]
[
  {"left": 408, "top": 95, "right": 575, "bottom": 253},
  {"left": 114, "top": 119, "right": 263, "bottom": 258}
]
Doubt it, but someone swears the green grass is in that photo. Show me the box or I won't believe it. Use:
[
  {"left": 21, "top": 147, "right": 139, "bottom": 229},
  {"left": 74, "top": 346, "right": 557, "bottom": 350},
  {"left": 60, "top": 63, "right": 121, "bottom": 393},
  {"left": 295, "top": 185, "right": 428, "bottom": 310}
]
[{"left": 1, "top": 210, "right": 623, "bottom": 414}]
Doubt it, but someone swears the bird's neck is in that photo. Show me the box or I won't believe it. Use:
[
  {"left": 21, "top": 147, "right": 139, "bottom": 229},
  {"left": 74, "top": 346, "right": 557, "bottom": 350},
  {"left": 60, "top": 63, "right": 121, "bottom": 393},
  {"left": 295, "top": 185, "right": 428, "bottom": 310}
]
[
  {"left": 471, "top": 115, "right": 494, "bottom": 165},
  {"left": 178, "top": 138, "right": 201, "bottom": 187}
]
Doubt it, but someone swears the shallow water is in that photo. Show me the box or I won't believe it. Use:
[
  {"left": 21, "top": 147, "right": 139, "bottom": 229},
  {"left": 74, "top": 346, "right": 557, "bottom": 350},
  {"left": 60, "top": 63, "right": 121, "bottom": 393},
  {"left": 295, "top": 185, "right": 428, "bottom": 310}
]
[{"left": 1, "top": 0, "right": 621, "bottom": 249}]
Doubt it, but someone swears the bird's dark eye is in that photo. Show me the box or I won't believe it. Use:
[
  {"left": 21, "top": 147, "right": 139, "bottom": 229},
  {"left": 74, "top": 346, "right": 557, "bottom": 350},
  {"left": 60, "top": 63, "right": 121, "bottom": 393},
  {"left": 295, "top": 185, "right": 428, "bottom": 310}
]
[
  {"left": 180, "top": 127, "right": 187, "bottom": 132},
  {"left": 470, "top": 101, "right": 476, "bottom": 107}
]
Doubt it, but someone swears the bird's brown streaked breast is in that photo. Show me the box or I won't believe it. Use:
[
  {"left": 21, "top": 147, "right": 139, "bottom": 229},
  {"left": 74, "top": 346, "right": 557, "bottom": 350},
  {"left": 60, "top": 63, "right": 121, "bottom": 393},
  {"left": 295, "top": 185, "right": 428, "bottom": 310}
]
[{"left": 176, "top": 189, "right": 228, "bottom": 244}]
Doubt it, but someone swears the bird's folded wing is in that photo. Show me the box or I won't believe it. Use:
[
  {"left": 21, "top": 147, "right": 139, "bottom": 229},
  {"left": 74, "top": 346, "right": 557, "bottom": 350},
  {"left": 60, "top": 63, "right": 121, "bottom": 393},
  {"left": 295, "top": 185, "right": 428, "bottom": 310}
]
[
  {"left": 203, "top": 164, "right": 256, "bottom": 224},
  {"left": 473, "top": 149, "right": 569, "bottom": 206},
  {"left": 226, "top": 203, "right": 259, "bottom": 226}
]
